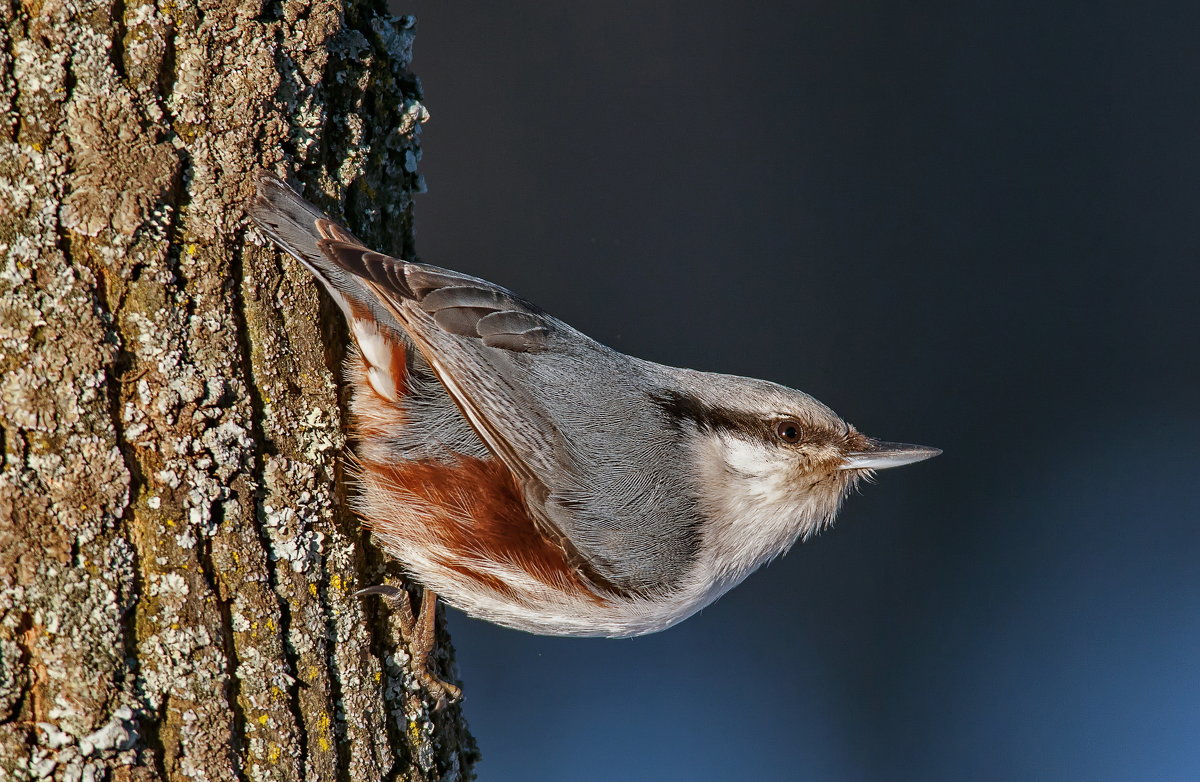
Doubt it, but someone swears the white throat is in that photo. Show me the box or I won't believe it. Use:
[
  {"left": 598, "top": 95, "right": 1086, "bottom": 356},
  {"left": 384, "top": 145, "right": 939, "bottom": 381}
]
[{"left": 690, "top": 431, "right": 845, "bottom": 589}]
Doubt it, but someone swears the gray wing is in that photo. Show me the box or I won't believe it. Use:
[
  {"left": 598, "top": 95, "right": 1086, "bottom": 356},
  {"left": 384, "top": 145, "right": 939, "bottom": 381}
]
[
  {"left": 251, "top": 173, "right": 700, "bottom": 594},
  {"left": 318, "top": 240, "right": 568, "bottom": 501}
]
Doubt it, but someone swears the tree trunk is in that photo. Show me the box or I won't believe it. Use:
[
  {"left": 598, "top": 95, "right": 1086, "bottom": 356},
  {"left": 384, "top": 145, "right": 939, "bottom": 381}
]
[{"left": 0, "top": 0, "right": 477, "bottom": 779}]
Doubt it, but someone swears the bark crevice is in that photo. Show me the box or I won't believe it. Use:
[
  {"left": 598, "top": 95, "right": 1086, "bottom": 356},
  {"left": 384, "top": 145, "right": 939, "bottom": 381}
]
[
  {"left": 109, "top": 0, "right": 129, "bottom": 83},
  {"left": 229, "top": 235, "right": 317, "bottom": 782}
]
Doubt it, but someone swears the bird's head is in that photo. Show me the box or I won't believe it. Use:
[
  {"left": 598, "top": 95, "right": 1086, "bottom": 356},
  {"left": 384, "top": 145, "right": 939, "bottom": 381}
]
[{"left": 655, "top": 370, "right": 939, "bottom": 582}]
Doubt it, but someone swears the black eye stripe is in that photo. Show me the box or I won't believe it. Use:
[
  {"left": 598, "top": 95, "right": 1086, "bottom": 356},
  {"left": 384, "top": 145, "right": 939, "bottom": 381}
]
[
  {"left": 651, "top": 389, "right": 852, "bottom": 450},
  {"left": 651, "top": 389, "right": 764, "bottom": 434},
  {"left": 651, "top": 390, "right": 818, "bottom": 443}
]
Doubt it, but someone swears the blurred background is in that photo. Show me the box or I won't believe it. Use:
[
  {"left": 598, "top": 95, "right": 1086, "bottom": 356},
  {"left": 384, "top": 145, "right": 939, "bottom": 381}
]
[{"left": 386, "top": 2, "right": 1200, "bottom": 780}]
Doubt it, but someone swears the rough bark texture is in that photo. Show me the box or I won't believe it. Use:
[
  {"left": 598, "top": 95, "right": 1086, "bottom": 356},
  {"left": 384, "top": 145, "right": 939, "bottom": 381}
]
[{"left": 0, "top": 0, "right": 477, "bottom": 779}]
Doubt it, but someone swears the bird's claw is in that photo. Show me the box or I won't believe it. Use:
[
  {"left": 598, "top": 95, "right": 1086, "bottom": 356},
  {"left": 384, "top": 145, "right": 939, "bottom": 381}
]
[{"left": 357, "top": 583, "right": 462, "bottom": 708}]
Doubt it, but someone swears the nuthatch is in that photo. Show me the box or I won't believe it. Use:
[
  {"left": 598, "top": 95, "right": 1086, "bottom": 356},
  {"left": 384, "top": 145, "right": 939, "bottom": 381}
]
[{"left": 250, "top": 172, "right": 939, "bottom": 698}]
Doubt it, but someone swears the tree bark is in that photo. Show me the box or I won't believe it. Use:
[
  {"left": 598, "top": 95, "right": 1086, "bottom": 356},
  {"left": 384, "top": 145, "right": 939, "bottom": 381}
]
[{"left": 0, "top": 0, "right": 477, "bottom": 779}]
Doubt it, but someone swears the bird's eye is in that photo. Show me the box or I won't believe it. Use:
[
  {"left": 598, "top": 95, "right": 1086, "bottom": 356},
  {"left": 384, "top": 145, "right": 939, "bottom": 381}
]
[{"left": 775, "top": 419, "right": 803, "bottom": 443}]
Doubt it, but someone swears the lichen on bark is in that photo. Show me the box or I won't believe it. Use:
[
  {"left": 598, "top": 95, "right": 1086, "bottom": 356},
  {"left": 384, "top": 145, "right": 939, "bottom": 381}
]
[{"left": 0, "top": 0, "right": 476, "bottom": 779}]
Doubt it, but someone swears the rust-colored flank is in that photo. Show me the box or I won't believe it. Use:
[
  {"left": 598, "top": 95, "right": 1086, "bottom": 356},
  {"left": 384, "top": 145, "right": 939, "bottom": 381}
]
[
  {"left": 342, "top": 334, "right": 605, "bottom": 607},
  {"left": 360, "top": 454, "right": 602, "bottom": 603}
]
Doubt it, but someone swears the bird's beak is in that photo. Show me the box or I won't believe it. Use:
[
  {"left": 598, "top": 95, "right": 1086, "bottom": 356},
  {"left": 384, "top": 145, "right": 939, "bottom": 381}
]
[{"left": 838, "top": 440, "right": 942, "bottom": 471}]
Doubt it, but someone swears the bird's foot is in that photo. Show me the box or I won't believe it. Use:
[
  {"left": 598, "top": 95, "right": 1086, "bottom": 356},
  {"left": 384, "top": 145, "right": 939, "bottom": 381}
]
[{"left": 356, "top": 584, "right": 462, "bottom": 708}]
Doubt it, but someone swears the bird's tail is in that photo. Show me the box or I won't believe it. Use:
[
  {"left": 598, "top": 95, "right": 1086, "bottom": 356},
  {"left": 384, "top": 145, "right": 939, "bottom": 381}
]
[
  {"left": 248, "top": 172, "right": 407, "bottom": 328},
  {"left": 248, "top": 171, "right": 419, "bottom": 409},
  {"left": 249, "top": 172, "right": 362, "bottom": 286}
]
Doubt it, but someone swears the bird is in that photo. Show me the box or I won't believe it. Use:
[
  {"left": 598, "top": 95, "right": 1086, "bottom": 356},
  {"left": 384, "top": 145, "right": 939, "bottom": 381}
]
[{"left": 248, "top": 171, "right": 939, "bottom": 700}]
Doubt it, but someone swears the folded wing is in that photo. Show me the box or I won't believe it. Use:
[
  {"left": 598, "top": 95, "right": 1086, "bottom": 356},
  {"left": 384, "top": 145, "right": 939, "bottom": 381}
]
[{"left": 250, "top": 173, "right": 698, "bottom": 595}]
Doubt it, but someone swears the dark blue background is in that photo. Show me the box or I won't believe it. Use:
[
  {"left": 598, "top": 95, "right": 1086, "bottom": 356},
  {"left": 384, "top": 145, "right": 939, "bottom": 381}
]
[{"left": 387, "top": 3, "right": 1200, "bottom": 779}]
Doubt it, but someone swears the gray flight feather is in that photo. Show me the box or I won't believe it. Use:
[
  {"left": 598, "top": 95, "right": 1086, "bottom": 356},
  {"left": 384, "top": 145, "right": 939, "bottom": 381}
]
[
  {"left": 249, "top": 175, "right": 487, "bottom": 465},
  {"left": 249, "top": 173, "right": 701, "bottom": 594}
]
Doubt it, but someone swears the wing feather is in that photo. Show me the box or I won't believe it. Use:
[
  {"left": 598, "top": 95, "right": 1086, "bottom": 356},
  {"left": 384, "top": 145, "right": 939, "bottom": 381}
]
[{"left": 250, "top": 172, "right": 696, "bottom": 594}]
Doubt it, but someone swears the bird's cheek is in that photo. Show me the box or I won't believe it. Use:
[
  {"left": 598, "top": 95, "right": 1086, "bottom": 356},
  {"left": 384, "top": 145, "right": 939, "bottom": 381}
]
[{"left": 791, "top": 463, "right": 841, "bottom": 492}]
